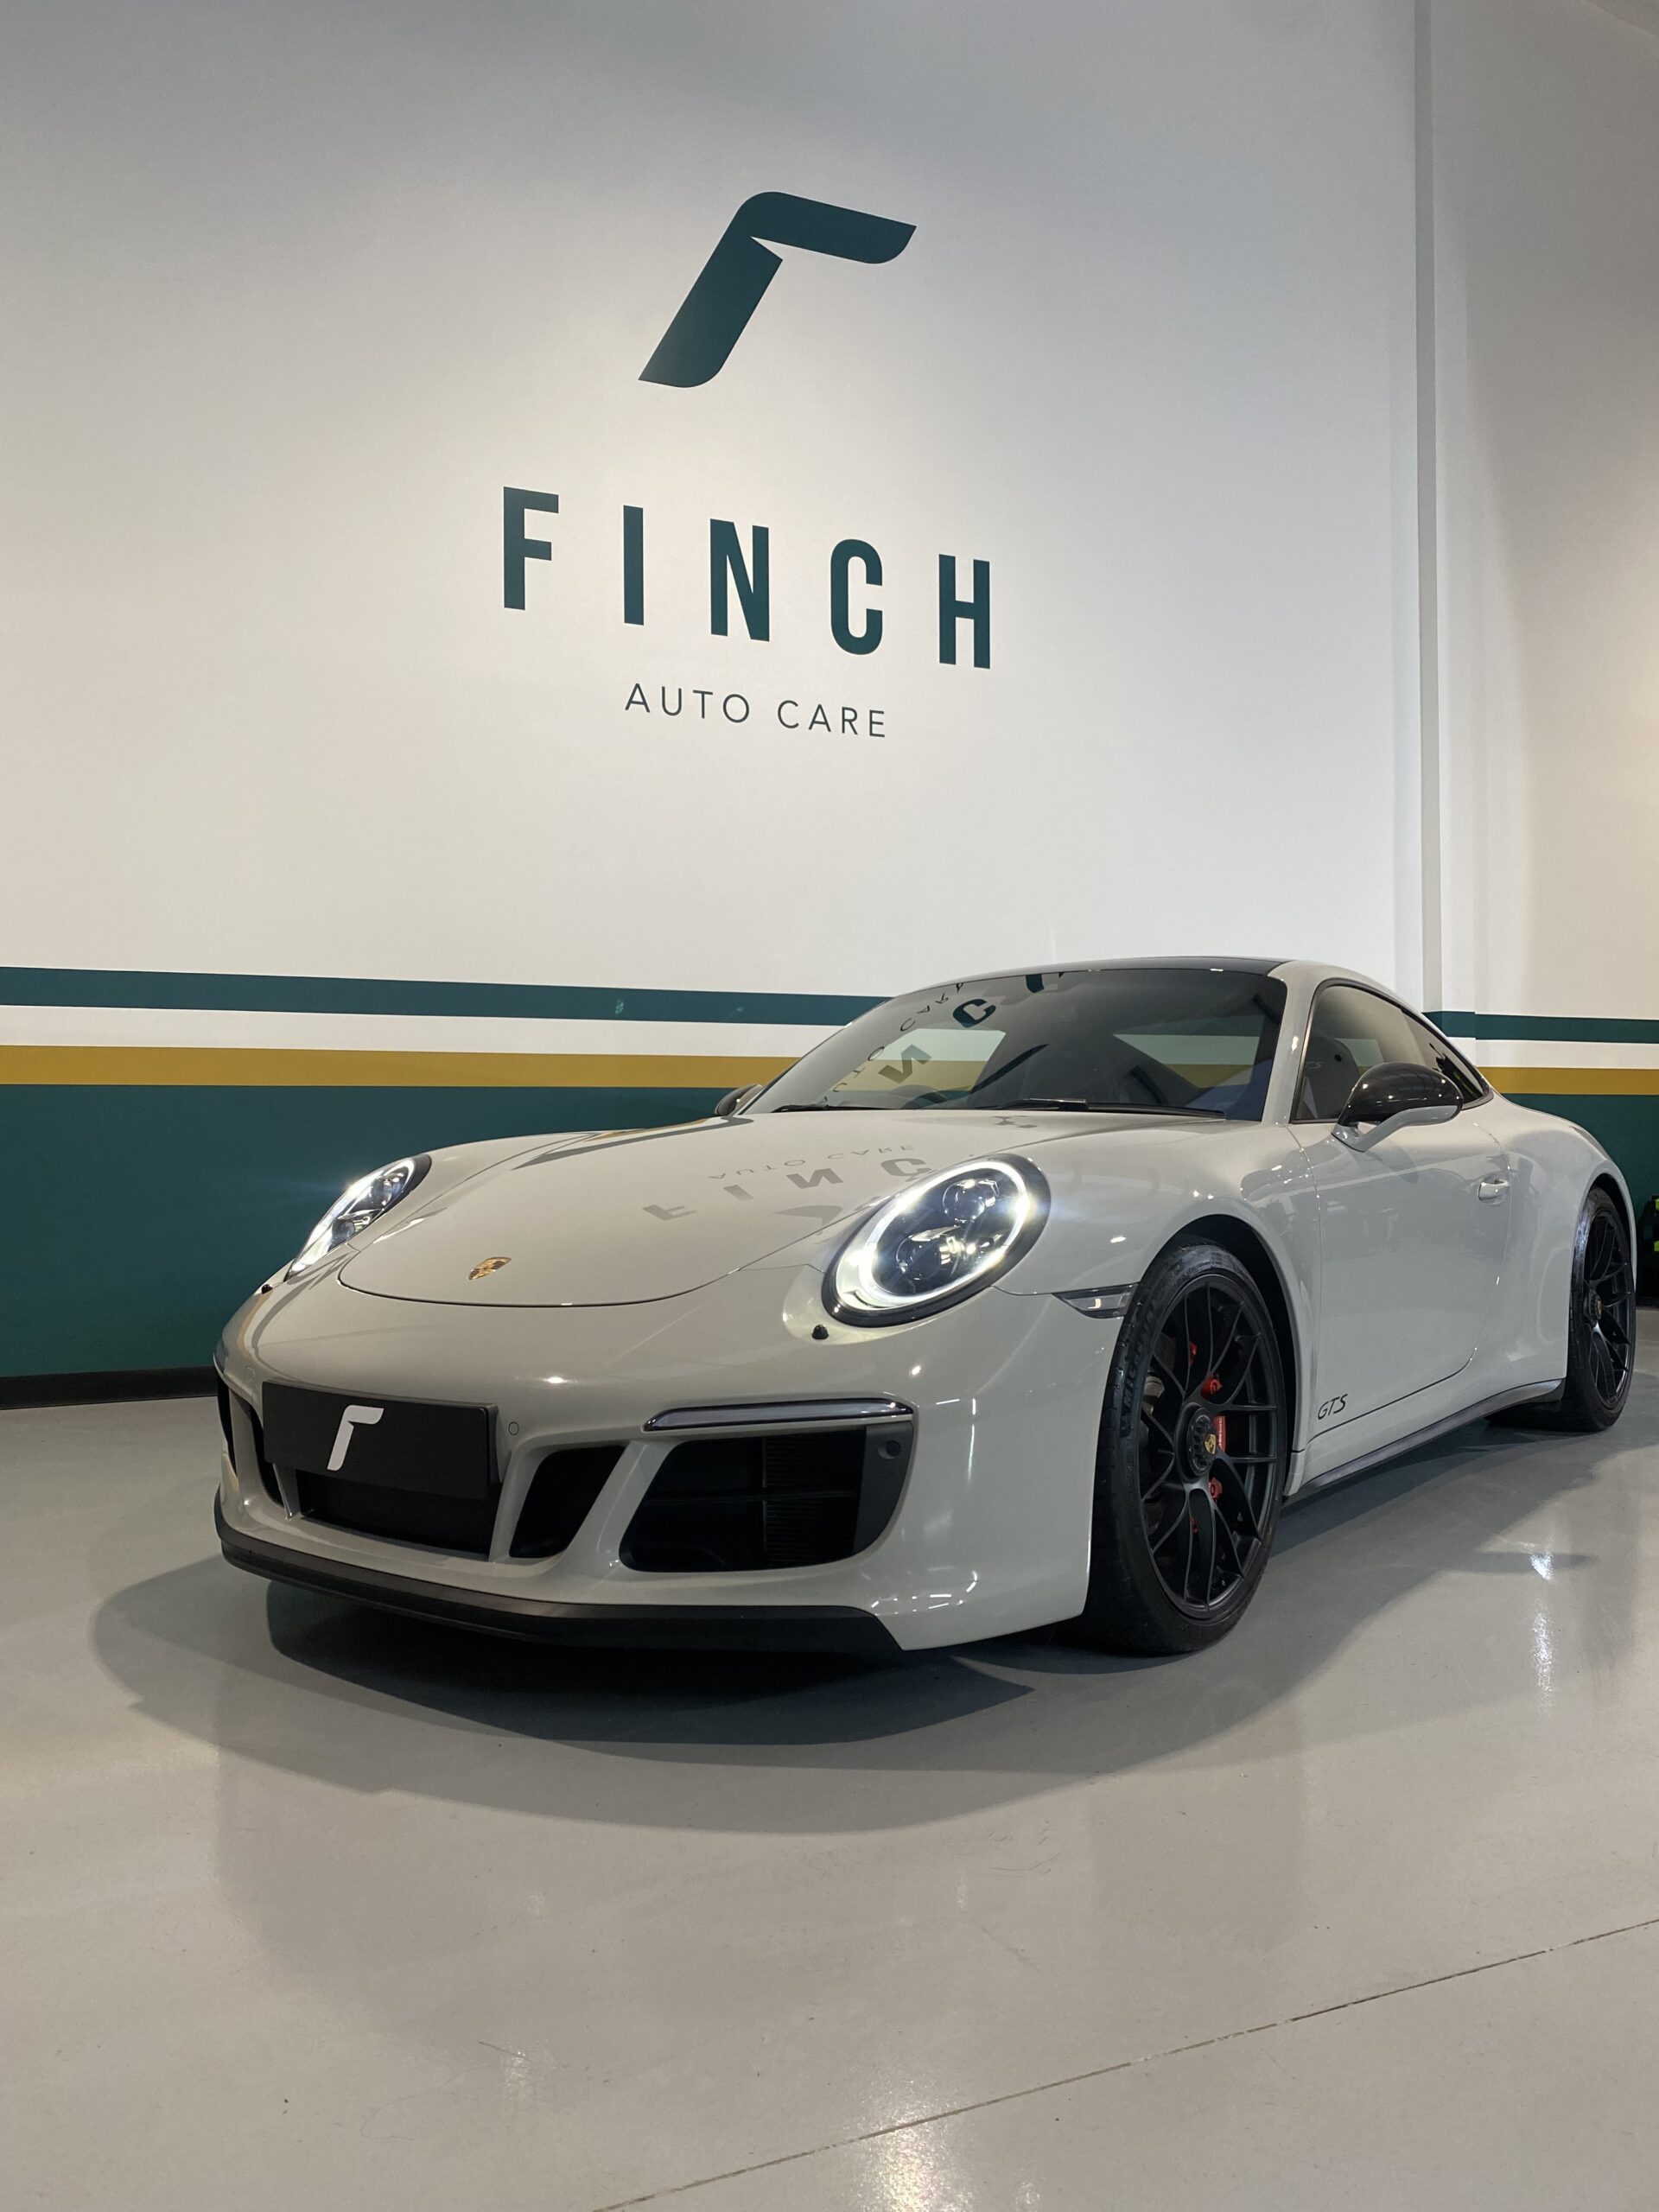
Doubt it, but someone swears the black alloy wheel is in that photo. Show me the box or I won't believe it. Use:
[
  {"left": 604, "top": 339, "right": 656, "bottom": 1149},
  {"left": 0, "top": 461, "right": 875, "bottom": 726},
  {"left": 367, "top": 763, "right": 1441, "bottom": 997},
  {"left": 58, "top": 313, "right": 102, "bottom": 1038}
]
[
  {"left": 1137, "top": 1278, "right": 1283, "bottom": 1613},
  {"left": 1522, "top": 1185, "right": 1636, "bottom": 1433},
  {"left": 1580, "top": 1199, "right": 1636, "bottom": 1411},
  {"left": 1075, "top": 1240, "right": 1290, "bottom": 1655}
]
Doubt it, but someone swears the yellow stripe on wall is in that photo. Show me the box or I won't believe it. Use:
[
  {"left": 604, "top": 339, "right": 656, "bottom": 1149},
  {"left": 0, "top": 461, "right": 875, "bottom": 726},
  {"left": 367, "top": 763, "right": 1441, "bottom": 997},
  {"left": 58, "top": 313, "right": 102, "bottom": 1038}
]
[
  {"left": 1, "top": 1044, "right": 1656, "bottom": 1099},
  {"left": 0, "top": 1046, "right": 793, "bottom": 1089},
  {"left": 1484, "top": 1066, "right": 1659, "bottom": 1096}
]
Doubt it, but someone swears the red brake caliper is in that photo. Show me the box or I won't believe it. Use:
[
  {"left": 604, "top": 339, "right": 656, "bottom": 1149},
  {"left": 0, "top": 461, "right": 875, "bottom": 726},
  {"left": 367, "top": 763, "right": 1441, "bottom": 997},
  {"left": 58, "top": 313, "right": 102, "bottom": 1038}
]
[
  {"left": 1185, "top": 1344, "right": 1230, "bottom": 1503},
  {"left": 1199, "top": 1366, "right": 1226, "bottom": 1491}
]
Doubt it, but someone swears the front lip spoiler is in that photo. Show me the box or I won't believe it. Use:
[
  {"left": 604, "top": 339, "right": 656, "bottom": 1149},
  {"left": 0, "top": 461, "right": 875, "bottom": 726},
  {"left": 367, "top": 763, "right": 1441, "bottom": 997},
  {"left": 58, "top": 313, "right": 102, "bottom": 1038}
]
[{"left": 214, "top": 1498, "right": 900, "bottom": 1658}]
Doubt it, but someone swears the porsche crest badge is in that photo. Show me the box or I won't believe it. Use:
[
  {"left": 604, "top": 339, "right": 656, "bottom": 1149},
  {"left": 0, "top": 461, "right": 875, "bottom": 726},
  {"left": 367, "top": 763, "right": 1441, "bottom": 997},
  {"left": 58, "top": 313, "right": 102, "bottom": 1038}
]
[{"left": 468, "top": 1256, "right": 512, "bottom": 1281}]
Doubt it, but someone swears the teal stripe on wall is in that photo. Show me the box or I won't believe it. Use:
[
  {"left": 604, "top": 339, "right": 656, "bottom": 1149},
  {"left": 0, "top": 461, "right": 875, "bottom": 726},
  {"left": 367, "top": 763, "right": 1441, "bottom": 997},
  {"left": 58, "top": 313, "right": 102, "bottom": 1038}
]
[
  {"left": 4, "top": 974, "right": 1649, "bottom": 1043},
  {"left": 1497, "top": 1092, "right": 1659, "bottom": 1213},
  {"left": 3, "top": 1078, "right": 1655, "bottom": 1381},
  {"left": 1431, "top": 1010, "right": 1659, "bottom": 1045},
  {"left": 0, "top": 1082, "right": 724, "bottom": 1378},
  {"left": 6, "top": 977, "right": 1659, "bottom": 1382},
  {"left": 0, "top": 966, "right": 882, "bottom": 1027}
]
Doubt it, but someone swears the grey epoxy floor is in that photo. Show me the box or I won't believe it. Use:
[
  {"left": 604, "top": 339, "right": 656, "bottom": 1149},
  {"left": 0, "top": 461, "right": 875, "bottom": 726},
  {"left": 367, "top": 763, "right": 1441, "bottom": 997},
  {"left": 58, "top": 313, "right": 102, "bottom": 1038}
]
[{"left": 8, "top": 1337, "right": 1659, "bottom": 2209}]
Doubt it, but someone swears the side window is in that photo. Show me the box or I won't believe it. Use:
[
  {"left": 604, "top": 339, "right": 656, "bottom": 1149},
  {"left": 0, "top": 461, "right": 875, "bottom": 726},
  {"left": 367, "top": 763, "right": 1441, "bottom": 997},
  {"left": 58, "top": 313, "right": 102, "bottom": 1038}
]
[
  {"left": 1408, "top": 1015, "right": 1487, "bottom": 1104},
  {"left": 1294, "top": 986, "right": 1439, "bottom": 1122}
]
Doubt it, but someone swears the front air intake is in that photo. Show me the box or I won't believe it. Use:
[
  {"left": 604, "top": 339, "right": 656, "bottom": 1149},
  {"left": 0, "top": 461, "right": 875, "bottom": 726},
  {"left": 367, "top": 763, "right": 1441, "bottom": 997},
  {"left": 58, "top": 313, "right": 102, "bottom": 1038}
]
[
  {"left": 621, "top": 1418, "right": 912, "bottom": 1573},
  {"left": 220, "top": 1384, "right": 283, "bottom": 1507},
  {"left": 510, "top": 1445, "right": 626, "bottom": 1559}
]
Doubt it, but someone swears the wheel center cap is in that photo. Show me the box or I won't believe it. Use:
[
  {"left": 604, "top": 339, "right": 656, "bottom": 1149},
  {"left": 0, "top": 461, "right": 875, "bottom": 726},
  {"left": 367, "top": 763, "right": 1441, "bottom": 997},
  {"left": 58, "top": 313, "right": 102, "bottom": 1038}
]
[{"left": 1185, "top": 1409, "right": 1219, "bottom": 1478}]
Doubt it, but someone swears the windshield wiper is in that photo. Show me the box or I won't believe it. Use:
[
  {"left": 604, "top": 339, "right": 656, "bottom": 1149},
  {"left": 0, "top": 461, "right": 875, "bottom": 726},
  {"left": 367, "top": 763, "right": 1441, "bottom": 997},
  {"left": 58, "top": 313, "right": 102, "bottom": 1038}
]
[
  {"left": 767, "top": 1096, "right": 1226, "bottom": 1118},
  {"left": 984, "top": 1098, "right": 1227, "bottom": 1117}
]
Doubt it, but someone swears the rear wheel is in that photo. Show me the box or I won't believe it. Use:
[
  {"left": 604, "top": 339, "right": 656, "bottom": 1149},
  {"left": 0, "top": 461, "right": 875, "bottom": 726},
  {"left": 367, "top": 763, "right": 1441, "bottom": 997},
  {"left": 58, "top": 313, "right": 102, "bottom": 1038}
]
[
  {"left": 1520, "top": 1186, "right": 1635, "bottom": 1433},
  {"left": 1073, "top": 1241, "right": 1290, "bottom": 1655}
]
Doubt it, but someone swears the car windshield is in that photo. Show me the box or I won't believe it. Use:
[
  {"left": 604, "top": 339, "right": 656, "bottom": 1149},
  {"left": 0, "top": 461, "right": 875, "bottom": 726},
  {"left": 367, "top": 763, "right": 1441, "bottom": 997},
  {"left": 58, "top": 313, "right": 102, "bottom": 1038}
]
[{"left": 754, "top": 967, "right": 1287, "bottom": 1121}]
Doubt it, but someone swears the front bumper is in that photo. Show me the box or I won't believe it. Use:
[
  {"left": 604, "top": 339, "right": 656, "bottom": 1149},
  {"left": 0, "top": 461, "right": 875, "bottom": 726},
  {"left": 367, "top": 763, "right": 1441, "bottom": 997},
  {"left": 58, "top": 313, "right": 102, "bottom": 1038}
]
[
  {"left": 215, "top": 1497, "right": 900, "bottom": 1656},
  {"left": 215, "top": 1257, "right": 1118, "bottom": 1652}
]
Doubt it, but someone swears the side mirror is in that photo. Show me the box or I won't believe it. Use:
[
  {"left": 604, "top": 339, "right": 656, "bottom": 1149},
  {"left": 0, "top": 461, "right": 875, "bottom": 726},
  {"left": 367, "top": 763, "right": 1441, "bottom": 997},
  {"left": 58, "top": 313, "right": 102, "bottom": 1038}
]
[
  {"left": 714, "top": 1083, "right": 763, "bottom": 1118},
  {"left": 1335, "top": 1061, "right": 1462, "bottom": 1151}
]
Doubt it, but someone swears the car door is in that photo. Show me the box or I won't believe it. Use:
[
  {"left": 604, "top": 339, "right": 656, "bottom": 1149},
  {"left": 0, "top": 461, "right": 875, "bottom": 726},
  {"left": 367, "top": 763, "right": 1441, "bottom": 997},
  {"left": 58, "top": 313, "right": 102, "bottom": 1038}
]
[{"left": 1291, "top": 984, "right": 1511, "bottom": 1425}]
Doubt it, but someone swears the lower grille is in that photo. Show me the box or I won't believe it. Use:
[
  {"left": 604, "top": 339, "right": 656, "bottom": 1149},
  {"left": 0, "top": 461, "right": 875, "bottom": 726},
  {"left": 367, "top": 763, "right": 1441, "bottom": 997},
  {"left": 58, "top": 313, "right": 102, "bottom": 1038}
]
[
  {"left": 294, "top": 1471, "right": 497, "bottom": 1555},
  {"left": 222, "top": 1385, "right": 283, "bottom": 1506},
  {"left": 511, "top": 1445, "right": 626, "bottom": 1558},
  {"left": 622, "top": 1419, "right": 912, "bottom": 1573}
]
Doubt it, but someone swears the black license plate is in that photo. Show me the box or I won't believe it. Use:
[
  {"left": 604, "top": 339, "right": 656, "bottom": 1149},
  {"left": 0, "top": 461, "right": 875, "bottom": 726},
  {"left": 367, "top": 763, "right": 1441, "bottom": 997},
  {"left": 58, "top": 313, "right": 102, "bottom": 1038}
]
[{"left": 262, "top": 1383, "right": 494, "bottom": 1499}]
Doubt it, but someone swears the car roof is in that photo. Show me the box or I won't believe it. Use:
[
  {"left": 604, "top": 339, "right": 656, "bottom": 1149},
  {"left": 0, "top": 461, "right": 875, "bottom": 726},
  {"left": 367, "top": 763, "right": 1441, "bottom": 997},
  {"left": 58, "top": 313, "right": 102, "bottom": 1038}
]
[
  {"left": 906, "top": 957, "right": 1389, "bottom": 990},
  {"left": 1007, "top": 957, "right": 1291, "bottom": 972},
  {"left": 884, "top": 961, "right": 1413, "bottom": 1030},
  {"left": 902, "top": 958, "right": 1285, "bottom": 986}
]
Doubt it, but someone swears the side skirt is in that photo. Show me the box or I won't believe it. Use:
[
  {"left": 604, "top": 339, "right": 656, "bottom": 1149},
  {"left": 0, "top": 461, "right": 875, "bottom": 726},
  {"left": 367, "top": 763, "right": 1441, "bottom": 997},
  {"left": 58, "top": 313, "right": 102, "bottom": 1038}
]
[{"left": 1287, "top": 1380, "right": 1565, "bottom": 1505}]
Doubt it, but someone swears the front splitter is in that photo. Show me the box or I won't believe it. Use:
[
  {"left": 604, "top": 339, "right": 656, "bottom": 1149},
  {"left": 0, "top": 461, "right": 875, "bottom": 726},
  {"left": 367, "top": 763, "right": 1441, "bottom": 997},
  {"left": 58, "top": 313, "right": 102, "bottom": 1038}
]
[{"left": 215, "top": 1498, "right": 901, "bottom": 1658}]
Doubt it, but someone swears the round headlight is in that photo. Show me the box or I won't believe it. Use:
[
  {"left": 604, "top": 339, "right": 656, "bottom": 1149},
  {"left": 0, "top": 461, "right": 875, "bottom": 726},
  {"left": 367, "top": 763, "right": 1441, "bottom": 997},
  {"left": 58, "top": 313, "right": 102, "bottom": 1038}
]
[
  {"left": 286, "top": 1154, "right": 429, "bottom": 1278},
  {"left": 827, "top": 1157, "right": 1048, "bottom": 1325}
]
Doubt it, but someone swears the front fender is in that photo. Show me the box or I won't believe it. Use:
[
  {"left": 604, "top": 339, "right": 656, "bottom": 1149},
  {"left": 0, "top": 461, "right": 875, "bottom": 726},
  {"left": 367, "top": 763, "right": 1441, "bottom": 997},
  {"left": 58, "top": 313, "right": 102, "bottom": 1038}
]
[{"left": 998, "top": 1122, "right": 1322, "bottom": 1458}]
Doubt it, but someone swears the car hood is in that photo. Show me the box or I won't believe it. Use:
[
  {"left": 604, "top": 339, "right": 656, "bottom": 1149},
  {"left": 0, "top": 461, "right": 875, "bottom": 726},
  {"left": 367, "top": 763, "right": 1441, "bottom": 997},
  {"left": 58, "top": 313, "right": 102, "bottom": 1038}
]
[{"left": 337, "top": 1111, "right": 1115, "bottom": 1307}]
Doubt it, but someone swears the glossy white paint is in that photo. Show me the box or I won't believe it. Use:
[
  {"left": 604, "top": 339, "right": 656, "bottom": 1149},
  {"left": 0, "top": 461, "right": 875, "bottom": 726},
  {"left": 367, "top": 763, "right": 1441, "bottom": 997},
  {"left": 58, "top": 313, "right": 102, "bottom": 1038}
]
[
  {"left": 221, "top": 1262, "right": 1116, "bottom": 1647},
  {"left": 217, "top": 960, "right": 1630, "bottom": 1649},
  {"left": 1290, "top": 1115, "right": 1511, "bottom": 1419}
]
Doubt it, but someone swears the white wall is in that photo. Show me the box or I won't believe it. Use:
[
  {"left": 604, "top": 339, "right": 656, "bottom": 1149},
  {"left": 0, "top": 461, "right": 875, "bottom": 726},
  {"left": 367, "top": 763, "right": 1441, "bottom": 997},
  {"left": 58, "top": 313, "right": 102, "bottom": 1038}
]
[
  {"left": 1431, "top": 0, "right": 1659, "bottom": 1018},
  {"left": 1, "top": 1, "right": 1422, "bottom": 1000}
]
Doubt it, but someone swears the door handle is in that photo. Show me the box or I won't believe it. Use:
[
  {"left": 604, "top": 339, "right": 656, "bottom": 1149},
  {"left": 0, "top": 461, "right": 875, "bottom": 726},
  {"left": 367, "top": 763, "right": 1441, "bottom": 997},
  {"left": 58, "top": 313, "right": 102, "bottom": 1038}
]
[{"left": 1478, "top": 1173, "right": 1510, "bottom": 1203}]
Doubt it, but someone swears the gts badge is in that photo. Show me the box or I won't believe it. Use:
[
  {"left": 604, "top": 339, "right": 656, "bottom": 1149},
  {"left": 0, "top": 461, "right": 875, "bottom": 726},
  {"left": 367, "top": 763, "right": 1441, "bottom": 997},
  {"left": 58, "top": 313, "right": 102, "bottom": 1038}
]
[{"left": 1317, "top": 1395, "right": 1348, "bottom": 1423}]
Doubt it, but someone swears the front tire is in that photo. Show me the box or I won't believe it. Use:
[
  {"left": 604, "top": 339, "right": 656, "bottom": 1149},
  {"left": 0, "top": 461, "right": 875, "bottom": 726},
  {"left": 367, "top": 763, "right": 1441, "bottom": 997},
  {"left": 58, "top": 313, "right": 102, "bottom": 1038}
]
[{"left": 1073, "top": 1241, "right": 1290, "bottom": 1656}]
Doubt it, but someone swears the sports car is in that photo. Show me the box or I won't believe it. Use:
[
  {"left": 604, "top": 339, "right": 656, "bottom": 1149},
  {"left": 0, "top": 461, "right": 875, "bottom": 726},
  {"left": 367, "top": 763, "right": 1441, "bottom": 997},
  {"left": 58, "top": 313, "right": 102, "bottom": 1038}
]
[{"left": 214, "top": 959, "right": 1636, "bottom": 1656}]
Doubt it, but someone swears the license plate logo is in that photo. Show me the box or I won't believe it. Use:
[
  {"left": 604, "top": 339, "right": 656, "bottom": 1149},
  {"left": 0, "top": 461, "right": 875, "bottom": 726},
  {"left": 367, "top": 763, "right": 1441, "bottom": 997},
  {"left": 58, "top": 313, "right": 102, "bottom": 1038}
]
[{"left": 327, "top": 1402, "right": 385, "bottom": 1470}]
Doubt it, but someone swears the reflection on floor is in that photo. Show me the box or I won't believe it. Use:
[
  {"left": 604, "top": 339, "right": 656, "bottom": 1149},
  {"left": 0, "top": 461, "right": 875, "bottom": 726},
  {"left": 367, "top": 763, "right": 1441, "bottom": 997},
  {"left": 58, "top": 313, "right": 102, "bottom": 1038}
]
[{"left": 6, "top": 1321, "right": 1659, "bottom": 2209}]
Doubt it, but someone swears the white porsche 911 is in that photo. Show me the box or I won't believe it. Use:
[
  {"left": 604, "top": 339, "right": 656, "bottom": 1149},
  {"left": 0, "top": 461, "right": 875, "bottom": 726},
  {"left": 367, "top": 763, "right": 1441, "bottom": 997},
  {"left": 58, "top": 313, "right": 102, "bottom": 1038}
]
[{"left": 215, "top": 960, "right": 1635, "bottom": 1658}]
